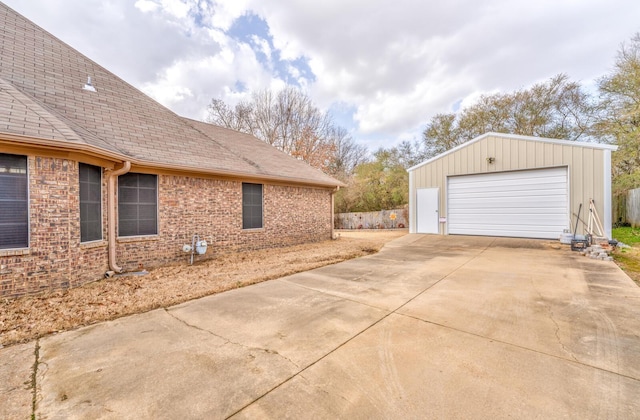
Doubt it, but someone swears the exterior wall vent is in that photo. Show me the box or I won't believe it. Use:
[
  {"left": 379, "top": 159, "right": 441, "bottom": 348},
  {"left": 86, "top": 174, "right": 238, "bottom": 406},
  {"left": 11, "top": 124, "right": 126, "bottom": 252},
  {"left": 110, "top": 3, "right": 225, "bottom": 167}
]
[{"left": 83, "top": 76, "right": 97, "bottom": 92}]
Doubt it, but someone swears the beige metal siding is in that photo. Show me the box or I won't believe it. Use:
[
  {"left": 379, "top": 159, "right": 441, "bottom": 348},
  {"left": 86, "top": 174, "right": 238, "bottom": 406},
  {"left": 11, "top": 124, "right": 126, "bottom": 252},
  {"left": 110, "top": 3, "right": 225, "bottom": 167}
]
[{"left": 410, "top": 134, "right": 608, "bottom": 237}]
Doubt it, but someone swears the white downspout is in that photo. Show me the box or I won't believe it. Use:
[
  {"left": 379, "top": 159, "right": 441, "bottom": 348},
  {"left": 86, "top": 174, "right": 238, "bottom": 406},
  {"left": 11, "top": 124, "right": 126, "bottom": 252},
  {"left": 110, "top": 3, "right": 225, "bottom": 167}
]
[
  {"left": 106, "top": 161, "right": 131, "bottom": 273},
  {"left": 408, "top": 170, "right": 415, "bottom": 233},
  {"left": 604, "top": 149, "right": 613, "bottom": 239}
]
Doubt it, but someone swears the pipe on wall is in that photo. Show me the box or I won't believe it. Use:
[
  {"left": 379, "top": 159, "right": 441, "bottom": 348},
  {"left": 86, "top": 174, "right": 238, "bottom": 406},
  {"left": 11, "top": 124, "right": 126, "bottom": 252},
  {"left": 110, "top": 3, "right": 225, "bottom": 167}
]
[
  {"left": 106, "top": 161, "right": 131, "bottom": 273},
  {"left": 331, "top": 186, "right": 340, "bottom": 238}
]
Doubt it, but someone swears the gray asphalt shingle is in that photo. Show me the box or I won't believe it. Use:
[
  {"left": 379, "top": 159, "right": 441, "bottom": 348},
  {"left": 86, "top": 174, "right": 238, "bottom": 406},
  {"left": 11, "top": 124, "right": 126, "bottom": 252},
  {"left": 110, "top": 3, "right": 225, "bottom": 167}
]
[{"left": 0, "top": 3, "right": 340, "bottom": 187}]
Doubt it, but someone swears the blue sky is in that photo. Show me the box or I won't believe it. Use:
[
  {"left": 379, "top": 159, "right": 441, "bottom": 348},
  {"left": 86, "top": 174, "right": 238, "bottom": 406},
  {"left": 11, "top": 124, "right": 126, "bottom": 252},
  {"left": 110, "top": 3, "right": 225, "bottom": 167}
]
[{"left": 4, "top": 0, "right": 640, "bottom": 151}]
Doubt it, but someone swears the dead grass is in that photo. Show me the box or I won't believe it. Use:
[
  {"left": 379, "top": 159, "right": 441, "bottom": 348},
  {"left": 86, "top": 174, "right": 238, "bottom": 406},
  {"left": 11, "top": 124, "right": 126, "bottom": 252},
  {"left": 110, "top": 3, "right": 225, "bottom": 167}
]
[{"left": 0, "top": 230, "right": 406, "bottom": 347}]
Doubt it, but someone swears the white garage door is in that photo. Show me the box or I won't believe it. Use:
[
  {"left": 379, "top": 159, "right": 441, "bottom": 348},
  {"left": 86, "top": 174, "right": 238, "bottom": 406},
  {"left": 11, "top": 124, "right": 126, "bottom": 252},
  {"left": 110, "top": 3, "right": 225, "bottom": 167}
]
[{"left": 447, "top": 167, "right": 568, "bottom": 239}]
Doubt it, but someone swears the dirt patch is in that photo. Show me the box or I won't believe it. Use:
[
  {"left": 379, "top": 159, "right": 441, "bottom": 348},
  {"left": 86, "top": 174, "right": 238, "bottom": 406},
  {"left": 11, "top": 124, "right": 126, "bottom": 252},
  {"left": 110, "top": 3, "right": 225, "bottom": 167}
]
[{"left": 0, "top": 230, "right": 406, "bottom": 347}]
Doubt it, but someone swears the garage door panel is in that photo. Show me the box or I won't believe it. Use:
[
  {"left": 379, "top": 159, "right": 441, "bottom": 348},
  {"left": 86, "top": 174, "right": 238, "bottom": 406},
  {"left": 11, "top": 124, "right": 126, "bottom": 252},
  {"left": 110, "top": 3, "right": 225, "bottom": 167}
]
[
  {"left": 450, "top": 224, "right": 567, "bottom": 233},
  {"left": 449, "top": 197, "right": 567, "bottom": 209},
  {"left": 452, "top": 177, "right": 567, "bottom": 190},
  {"left": 447, "top": 167, "right": 568, "bottom": 239},
  {"left": 450, "top": 208, "right": 567, "bottom": 216},
  {"left": 449, "top": 213, "right": 568, "bottom": 225},
  {"left": 452, "top": 172, "right": 566, "bottom": 183},
  {"left": 450, "top": 183, "right": 566, "bottom": 196},
  {"left": 449, "top": 226, "right": 566, "bottom": 238}
]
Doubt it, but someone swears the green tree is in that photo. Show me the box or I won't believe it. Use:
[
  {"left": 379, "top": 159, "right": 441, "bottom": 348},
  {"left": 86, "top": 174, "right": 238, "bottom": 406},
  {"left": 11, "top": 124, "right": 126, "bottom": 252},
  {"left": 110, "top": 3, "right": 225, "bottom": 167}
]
[
  {"left": 422, "top": 74, "right": 594, "bottom": 156},
  {"left": 335, "top": 146, "right": 418, "bottom": 213},
  {"left": 594, "top": 33, "right": 640, "bottom": 196}
]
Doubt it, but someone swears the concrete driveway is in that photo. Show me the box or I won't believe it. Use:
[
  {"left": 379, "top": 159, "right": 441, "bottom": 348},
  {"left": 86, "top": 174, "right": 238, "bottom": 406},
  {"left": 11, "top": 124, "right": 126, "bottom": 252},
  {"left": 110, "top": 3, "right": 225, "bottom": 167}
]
[{"left": 3, "top": 234, "right": 640, "bottom": 419}]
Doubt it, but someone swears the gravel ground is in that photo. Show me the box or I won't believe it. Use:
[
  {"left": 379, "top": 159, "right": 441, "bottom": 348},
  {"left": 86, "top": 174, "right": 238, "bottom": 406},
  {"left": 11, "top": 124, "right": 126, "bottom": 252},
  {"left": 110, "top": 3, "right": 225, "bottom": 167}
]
[{"left": 0, "top": 230, "right": 406, "bottom": 347}]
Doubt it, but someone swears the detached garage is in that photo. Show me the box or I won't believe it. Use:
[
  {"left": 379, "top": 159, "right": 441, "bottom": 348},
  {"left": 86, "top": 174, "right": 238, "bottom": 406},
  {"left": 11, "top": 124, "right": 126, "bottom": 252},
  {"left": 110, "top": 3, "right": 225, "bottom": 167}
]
[{"left": 408, "top": 133, "right": 618, "bottom": 240}]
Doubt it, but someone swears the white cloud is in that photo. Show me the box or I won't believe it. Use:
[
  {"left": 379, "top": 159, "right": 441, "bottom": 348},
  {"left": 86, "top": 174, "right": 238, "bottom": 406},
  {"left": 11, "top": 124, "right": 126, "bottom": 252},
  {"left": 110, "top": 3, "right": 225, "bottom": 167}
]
[
  {"left": 139, "top": 37, "right": 275, "bottom": 119},
  {"left": 208, "top": 0, "right": 249, "bottom": 30},
  {"left": 159, "top": 0, "right": 190, "bottom": 19},
  {"left": 4, "top": 0, "right": 640, "bottom": 148},
  {"left": 250, "top": 35, "right": 271, "bottom": 58},
  {"left": 134, "top": 0, "right": 158, "bottom": 13}
]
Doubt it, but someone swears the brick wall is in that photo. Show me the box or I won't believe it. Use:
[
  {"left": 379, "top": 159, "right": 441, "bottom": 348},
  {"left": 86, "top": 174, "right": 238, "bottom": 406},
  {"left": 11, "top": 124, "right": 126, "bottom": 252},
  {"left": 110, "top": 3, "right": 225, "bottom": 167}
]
[
  {"left": 116, "top": 175, "right": 333, "bottom": 271},
  {"left": 1, "top": 154, "right": 333, "bottom": 297},
  {"left": 0, "top": 156, "right": 109, "bottom": 298}
]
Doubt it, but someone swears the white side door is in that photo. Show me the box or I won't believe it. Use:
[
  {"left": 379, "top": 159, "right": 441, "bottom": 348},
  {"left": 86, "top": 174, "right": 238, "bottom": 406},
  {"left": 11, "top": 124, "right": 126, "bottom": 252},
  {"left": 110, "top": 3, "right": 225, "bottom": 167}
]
[{"left": 416, "top": 188, "right": 439, "bottom": 234}]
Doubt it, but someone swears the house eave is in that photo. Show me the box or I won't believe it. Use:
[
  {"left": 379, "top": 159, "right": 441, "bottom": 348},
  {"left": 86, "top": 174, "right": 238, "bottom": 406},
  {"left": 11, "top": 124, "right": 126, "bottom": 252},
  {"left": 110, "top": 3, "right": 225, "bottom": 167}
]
[{"left": 0, "top": 133, "right": 343, "bottom": 189}]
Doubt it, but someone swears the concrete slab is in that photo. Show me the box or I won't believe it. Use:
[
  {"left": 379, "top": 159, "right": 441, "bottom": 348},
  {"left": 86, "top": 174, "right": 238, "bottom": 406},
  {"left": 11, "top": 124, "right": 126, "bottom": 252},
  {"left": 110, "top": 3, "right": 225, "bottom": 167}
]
[
  {"left": 36, "top": 309, "right": 299, "bottom": 419},
  {"left": 7, "top": 234, "right": 638, "bottom": 418},
  {"left": 0, "top": 342, "right": 34, "bottom": 420},
  {"left": 281, "top": 257, "right": 445, "bottom": 312},
  {"left": 168, "top": 280, "right": 388, "bottom": 368},
  {"left": 233, "top": 314, "right": 640, "bottom": 419},
  {"left": 280, "top": 235, "right": 492, "bottom": 312},
  {"left": 399, "top": 244, "right": 640, "bottom": 378}
]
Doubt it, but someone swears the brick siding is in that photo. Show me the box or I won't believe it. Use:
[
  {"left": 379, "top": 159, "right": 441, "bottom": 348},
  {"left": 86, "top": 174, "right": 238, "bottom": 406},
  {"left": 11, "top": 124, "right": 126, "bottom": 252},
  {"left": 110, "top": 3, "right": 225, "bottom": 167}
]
[{"left": 1, "top": 155, "right": 333, "bottom": 298}]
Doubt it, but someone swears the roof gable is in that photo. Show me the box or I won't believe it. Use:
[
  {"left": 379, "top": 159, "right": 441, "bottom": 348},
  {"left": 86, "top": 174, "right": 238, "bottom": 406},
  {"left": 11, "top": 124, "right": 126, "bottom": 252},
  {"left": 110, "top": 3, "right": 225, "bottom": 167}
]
[{"left": 408, "top": 132, "right": 618, "bottom": 172}]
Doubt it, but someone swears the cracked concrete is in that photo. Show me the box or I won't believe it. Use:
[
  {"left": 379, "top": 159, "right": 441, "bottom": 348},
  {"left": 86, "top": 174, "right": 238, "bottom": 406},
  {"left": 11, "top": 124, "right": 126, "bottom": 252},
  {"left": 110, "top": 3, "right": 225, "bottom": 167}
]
[
  {"left": 530, "top": 276, "right": 580, "bottom": 362},
  {"left": 2, "top": 234, "right": 640, "bottom": 419},
  {"left": 164, "top": 306, "right": 301, "bottom": 370},
  {"left": 0, "top": 341, "right": 34, "bottom": 419}
]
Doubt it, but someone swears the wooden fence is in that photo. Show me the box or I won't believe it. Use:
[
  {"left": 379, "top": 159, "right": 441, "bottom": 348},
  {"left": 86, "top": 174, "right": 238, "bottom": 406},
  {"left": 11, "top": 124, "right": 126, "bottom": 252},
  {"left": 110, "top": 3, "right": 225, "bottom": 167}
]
[
  {"left": 334, "top": 208, "right": 409, "bottom": 229},
  {"left": 628, "top": 188, "right": 640, "bottom": 227},
  {"left": 613, "top": 193, "right": 627, "bottom": 226}
]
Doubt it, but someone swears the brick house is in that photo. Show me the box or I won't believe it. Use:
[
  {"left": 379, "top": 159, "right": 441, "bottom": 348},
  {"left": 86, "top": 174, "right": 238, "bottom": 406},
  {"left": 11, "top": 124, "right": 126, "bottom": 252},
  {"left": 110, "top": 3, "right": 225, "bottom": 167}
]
[{"left": 0, "top": 4, "right": 342, "bottom": 298}]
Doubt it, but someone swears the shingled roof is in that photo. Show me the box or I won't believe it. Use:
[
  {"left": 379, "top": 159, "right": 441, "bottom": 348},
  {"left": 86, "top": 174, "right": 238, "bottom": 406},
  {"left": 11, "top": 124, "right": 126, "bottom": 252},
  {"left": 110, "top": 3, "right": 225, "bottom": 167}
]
[{"left": 0, "top": 3, "right": 342, "bottom": 188}]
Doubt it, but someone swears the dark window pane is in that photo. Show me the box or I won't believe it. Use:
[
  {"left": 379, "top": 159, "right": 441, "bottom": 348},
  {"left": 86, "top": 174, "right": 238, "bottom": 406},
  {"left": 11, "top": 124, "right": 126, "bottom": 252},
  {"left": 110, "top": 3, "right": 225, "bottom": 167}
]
[
  {"left": 138, "top": 203, "right": 156, "bottom": 219},
  {"left": 89, "top": 183, "right": 101, "bottom": 202},
  {"left": 118, "top": 172, "right": 157, "bottom": 236},
  {"left": 1, "top": 201, "right": 28, "bottom": 223},
  {"left": 79, "top": 182, "right": 89, "bottom": 201},
  {"left": 83, "top": 203, "right": 101, "bottom": 223},
  {"left": 138, "top": 188, "right": 156, "bottom": 204},
  {"left": 0, "top": 153, "right": 28, "bottom": 249},
  {"left": 118, "top": 174, "right": 139, "bottom": 187},
  {"left": 137, "top": 174, "right": 156, "bottom": 188},
  {"left": 88, "top": 167, "right": 101, "bottom": 183},
  {"left": 0, "top": 154, "right": 27, "bottom": 172},
  {"left": 79, "top": 164, "right": 102, "bottom": 242},
  {"left": 0, "top": 176, "right": 27, "bottom": 199},
  {"left": 138, "top": 219, "right": 157, "bottom": 235},
  {"left": 118, "top": 220, "right": 137, "bottom": 237},
  {"left": 242, "top": 183, "right": 263, "bottom": 229}
]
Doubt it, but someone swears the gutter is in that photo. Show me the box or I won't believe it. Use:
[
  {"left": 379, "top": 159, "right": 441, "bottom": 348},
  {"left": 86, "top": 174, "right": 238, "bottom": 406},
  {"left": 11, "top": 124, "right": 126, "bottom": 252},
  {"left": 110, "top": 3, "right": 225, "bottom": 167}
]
[
  {"left": 331, "top": 186, "right": 340, "bottom": 238},
  {"left": 1, "top": 134, "right": 345, "bottom": 189},
  {"left": 106, "top": 161, "right": 131, "bottom": 273}
]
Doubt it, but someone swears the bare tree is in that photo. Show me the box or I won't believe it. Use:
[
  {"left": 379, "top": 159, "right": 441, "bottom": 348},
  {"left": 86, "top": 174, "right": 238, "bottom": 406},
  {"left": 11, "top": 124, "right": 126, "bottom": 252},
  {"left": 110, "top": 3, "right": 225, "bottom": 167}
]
[
  {"left": 325, "top": 127, "right": 369, "bottom": 181},
  {"left": 206, "top": 99, "right": 253, "bottom": 132},
  {"left": 206, "top": 86, "right": 368, "bottom": 175}
]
